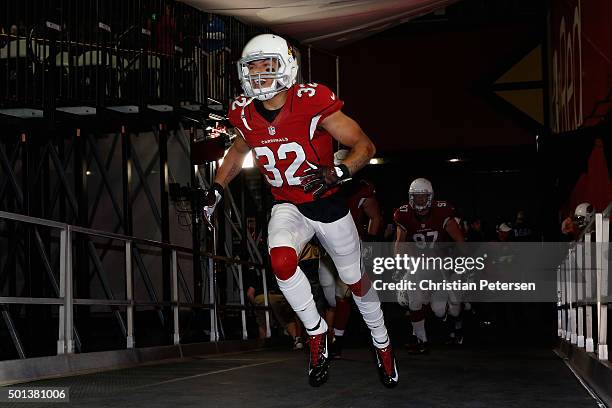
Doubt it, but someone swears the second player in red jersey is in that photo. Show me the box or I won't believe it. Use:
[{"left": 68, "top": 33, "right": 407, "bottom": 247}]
[
  {"left": 346, "top": 180, "right": 381, "bottom": 239},
  {"left": 393, "top": 178, "right": 465, "bottom": 354},
  {"left": 393, "top": 199, "right": 456, "bottom": 245}
]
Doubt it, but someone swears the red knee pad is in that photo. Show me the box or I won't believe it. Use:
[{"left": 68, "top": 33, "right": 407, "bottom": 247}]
[
  {"left": 270, "top": 246, "right": 298, "bottom": 280},
  {"left": 348, "top": 274, "right": 372, "bottom": 297}
]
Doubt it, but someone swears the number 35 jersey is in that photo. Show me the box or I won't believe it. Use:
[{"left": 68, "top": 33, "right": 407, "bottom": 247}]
[
  {"left": 393, "top": 201, "right": 456, "bottom": 243},
  {"left": 227, "top": 83, "right": 343, "bottom": 204}
]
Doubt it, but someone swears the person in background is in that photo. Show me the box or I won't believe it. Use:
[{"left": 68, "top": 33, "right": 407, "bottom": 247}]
[
  {"left": 466, "top": 217, "right": 486, "bottom": 242},
  {"left": 496, "top": 222, "right": 513, "bottom": 242},
  {"left": 0, "top": 25, "right": 6, "bottom": 48},
  {"left": 512, "top": 210, "right": 534, "bottom": 242},
  {"left": 245, "top": 266, "right": 304, "bottom": 350},
  {"left": 155, "top": 2, "right": 176, "bottom": 55},
  {"left": 394, "top": 178, "right": 466, "bottom": 353},
  {"left": 561, "top": 202, "right": 594, "bottom": 241},
  {"left": 298, "top": 239, "right": 330, "bottom": 346}
]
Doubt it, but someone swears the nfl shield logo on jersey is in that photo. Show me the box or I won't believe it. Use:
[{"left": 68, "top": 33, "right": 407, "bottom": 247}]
[{"left": 268, "top": 126, "right": 276, "bottom": 135}]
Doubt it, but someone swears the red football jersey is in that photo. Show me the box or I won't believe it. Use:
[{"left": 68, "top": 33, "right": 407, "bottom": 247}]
[
  {"left": 227, "top": 83, "right": 343, "bottom": 204},
  {"left": 346, "top": 180, "right": 376, "bottom": 238},
  {"left": 393, "top": 200, "right": 456, "bottom": 244}
]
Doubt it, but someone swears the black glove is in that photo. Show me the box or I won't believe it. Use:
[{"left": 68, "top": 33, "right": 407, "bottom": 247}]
[
  {"left": 300, "top": 163, "right": 351, "bottom": 198},
  {"left": 201, "top": 182, "right": 224, "bottom": 223}
]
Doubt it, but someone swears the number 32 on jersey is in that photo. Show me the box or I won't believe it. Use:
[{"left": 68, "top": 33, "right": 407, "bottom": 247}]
[{"left": 253, "top": 142, "right": 308, "bottom": 187}]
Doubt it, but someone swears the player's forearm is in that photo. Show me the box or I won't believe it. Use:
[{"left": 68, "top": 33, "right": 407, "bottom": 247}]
[
  {"left": 214, "top": 148, "right": 247, "bottom": 189},
  {"left": 368, "top": 216, "right": 383, "bottom": 237},
  {"left": 446, "top": 222, "right": 466, "bottom": 243},
  {"left": 343, "top": 139, "right": 375, "bottom": 175},
  {"left": 393, "top": 239, "right": 402, "bottom": 256},
  {"left": 393, "top": 233, "right": 403, "bottom": 254},
  {"left": 394, "top": 227, "right": 407, "bottom": 255},
  {"left": 364, "top": 198, "right": 383, "bottom": 237}
]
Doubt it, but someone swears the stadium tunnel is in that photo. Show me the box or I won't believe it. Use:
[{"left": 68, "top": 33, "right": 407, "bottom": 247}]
[{"left": 0, "top": 0, "right": 611, "bottom": 406}]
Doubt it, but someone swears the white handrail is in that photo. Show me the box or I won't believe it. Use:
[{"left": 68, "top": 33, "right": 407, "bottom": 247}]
[
  {"left": 559, "top": 202, "right": 610, "bottom": 361},
  {"left": 0, "top": 210, "right": 270, "bottom": 358}
]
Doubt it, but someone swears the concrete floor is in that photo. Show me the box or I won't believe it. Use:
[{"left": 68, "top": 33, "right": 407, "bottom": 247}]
[{"left": 0, "top": 345, "right": 599, "bottom": 408}]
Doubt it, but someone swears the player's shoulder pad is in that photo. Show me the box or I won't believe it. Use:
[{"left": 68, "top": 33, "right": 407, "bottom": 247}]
[
  {"left": 227, "top": 94, "right": 252, "bottom": 129},
  {"left": 394, "top": 205, "right": 411, "bottom": 223},
  {"left": 293, "top": 82, "right": 340, "bottom": 115},
  {"left": 393, "top": 207, "right": 410, "bottom": 231},
  {"left": 435, "top": 200, "right": 456, "bottom": 221},
  {"left": 434, "top": 200, "right": 454, "bottom": 212}
]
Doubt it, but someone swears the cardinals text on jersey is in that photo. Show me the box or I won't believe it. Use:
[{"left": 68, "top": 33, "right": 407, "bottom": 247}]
[{"left": 228, "top": 83, "right": 343, "bottom": 204}]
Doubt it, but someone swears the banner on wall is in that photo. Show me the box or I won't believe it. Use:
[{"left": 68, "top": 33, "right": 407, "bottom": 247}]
[{"left": 550, "top": 0, "right": 612, "bottom": 134}]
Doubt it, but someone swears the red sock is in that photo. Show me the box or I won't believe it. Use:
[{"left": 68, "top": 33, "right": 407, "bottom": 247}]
[{"left": 334, "top": 297, "right": 351, "bottom": 334}]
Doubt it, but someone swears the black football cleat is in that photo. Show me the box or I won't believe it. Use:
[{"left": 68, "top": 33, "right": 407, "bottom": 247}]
[
  {"left": 308, "top": 333, "right": 330, "bottom": 387},
  {"left": 329, "top": 335, "right": 344, "bottom": 359},
  {"left": 375, "top": 344, "right": 399, "bottom": 388},
  {"left": 405, "top": 336, "right": 430, "bottom": 355},
  {"left": 445, "top": 330, "right": 464, "bottom": 346}
]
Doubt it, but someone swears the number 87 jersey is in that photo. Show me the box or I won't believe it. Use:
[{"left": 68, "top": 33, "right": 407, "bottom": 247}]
[
  {"left": 227, "top": 83, "right": 343, "bottom": 204},
  {"left": 393, "top": 201, "right": 456, "bottom": 244}
]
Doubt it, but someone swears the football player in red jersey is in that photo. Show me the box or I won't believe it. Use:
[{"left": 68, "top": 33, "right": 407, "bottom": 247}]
[
  {"left": 393, "top": 178, "right": 465, "bottom": 353},
  {"left": 318, "top": 149, "right": 384, "bottom": 359},
  {"left": 202, "top": 34, "right": 397, "bottom": 388}
]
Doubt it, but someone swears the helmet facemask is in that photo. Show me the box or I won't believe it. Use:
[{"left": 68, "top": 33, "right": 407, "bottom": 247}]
[
  {"left": 409, "top": 192, "right": 432, "bottom": 213},
  {"left": 573, "top": 214, "right": 592, "bottom": 228},
  {"left": 238, "top": 53, "right": 294, "bottom": 101},
  {"left": 573, "top": 203, "right": 594, "bottom": 228},
  {"left": 573, "top": 215, "right": 586, "bottom": 227}
]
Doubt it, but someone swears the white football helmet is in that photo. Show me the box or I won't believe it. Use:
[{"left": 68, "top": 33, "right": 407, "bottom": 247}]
[
  {"left": 409, "top": 178, "right": 433, "bottom": 212},
  {"left": 237, "top": 34, "right": 298, "bottom": 101},
  {"left": 334, "top": 149, "right": 349, "bottom": 165},
  {"left": 496, "top": 223, "right": 512, "bottom": 233},
  {"left": 574, "top": 202, "right": 594, "bottom": 227}
]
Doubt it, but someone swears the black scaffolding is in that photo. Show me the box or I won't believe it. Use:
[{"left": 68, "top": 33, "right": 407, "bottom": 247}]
[{"left": 0, "top": 0, "right": 272, "bottom": 360}]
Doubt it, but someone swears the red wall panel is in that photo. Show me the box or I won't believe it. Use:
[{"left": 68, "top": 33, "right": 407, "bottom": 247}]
[
  {"left": 550, "top": 0, "right": 612, "bottom": 132},
  {"left": 550, "top": 0, "right": 612, "bottom": 212},
  {"left": 337, "top": 23, "right": 540, "bottom": 154}
]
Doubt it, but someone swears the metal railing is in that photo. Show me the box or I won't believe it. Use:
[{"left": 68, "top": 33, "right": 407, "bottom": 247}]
[
  {"left": 0, "top": 210, "right": 272, "bottom": 358},
  {"left": 558, "top": 202, "right": 611, "bottom": 361}
]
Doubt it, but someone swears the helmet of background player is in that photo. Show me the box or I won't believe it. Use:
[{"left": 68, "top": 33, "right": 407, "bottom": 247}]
[
  {"left": 237, "top": 34, "right": 298, "bottom": 101},
  {"left": 574, "top": 202, "right": 594, "bottom": 228},
  {"left": 334, "top": 149, "right": 349, "bottom": 166},
  {"left": 496, "top": 222, "right": 512, "bottom": 241},
  {"left": 408, "top": 178, "right": 433, "bottom": 213}
]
